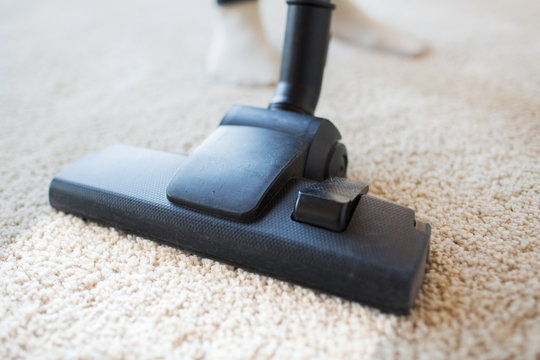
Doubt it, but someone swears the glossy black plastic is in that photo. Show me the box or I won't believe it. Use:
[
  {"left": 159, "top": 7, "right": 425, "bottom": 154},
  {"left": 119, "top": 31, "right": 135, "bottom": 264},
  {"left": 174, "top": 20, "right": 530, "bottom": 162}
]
[
  {"left": 269, "top": 0, "right": 334, "bottom": 114},
  {"left": 292, "top": 178, "right": 369, "bottom": 231},
  {"left": 166, "top": 105, "right": 344, "bottom": 221}
]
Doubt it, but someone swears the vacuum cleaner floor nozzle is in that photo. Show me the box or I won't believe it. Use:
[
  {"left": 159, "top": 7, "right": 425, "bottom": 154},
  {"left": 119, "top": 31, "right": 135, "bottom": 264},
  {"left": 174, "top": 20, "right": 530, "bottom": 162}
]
[
  {"left": 50, "top": 144, "right": 430, "bottom": 314},
  {"left": 49, "top": 0, "right": 431, "bottom": 314}
]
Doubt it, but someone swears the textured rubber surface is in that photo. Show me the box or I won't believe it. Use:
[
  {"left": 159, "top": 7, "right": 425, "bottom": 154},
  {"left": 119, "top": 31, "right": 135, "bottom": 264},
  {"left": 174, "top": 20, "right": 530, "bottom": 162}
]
[{"left": 49, "top": 145, "right": 430, "bottom": 314}]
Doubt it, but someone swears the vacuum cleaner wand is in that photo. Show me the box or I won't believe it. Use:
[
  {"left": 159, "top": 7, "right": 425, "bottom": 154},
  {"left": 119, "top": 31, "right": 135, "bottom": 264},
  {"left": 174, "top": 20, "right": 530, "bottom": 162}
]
[
  {"left": 270, "top": 0, "right": 334, "bottom": 115},
  {"left": 49, "top": 0, "right": 430, "bottom": 314}
]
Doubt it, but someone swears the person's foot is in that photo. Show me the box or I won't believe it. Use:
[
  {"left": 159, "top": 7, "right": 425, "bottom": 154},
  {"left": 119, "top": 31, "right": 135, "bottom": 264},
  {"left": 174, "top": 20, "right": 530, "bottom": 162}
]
[
  {"left": 332, "top": 0, "right": 429, "bottom": 57},
  {"left": 206, "top": 1, "right": 279, "bottom": 85}
]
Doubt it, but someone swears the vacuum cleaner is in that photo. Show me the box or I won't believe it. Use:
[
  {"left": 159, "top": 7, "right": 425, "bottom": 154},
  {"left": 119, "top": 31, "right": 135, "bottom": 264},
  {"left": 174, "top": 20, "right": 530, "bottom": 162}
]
[{"left": 49, "top": 0, "right": 431, "bottom": 314}]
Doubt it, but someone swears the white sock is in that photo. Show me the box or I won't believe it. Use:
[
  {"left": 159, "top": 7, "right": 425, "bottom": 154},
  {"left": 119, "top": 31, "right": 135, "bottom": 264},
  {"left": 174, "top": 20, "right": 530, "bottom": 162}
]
[
  {"left": 206, "top": 1, "right": 279, "bottom": 86},
  {"left": 331, "top": 0, "right": 428, "bottom": 57}
]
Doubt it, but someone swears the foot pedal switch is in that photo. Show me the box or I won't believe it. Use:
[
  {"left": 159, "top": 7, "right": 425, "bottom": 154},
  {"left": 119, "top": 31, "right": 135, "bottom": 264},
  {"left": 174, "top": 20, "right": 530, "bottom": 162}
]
[{"left": 292, "top": 178, "right": 369, "bottom": 232}]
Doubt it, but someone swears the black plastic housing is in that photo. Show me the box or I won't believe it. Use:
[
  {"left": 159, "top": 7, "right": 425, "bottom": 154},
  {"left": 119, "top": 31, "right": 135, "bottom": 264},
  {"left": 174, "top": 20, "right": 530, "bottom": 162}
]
[
  {"left": 49, "top": 145, "right": 431, "bottom": 314},
  {"left": 269, "top": 0, "right": 334, "bottom": 114},
  {"left": 165, "top": 105, "right": 344, "bottom": 221}
]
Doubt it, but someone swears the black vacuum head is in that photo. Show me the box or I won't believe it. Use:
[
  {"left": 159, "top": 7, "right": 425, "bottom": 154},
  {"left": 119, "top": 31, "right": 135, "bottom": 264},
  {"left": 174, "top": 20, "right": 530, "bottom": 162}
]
[
  {"left": 49, "top": 143, "right": 430, "bottom": 314},
  {"left": 49, "top": 0, "right": 431, "bottom": 314},
  {"left": 50, "top": 106, "right": 430, "bottom": 314}
]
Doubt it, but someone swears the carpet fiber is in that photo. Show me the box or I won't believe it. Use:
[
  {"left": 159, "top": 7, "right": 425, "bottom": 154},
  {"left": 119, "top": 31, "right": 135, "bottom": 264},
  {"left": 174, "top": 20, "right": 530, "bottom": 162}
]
[{"left": 1, "top": 0, "right": 539, "bottom": 358}]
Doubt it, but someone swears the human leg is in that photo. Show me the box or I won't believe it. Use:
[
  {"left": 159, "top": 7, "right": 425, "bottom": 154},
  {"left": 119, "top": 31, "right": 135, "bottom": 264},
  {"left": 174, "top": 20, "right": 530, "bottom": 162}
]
[{"left": 206, "top": 0, "right": 278, "bottom": 85}]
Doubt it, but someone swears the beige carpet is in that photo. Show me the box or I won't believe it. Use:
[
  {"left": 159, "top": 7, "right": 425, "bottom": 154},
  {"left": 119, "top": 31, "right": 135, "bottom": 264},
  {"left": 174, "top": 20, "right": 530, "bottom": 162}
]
[{"left": 1, "top": 0, "right": 539, "bottom": 358}]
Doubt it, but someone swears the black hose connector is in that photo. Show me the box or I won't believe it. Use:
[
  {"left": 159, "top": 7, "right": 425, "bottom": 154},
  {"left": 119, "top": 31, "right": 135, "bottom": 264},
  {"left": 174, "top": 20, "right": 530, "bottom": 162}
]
[{"left": 269, "top": 0, "right": 335, "bottom": 115}]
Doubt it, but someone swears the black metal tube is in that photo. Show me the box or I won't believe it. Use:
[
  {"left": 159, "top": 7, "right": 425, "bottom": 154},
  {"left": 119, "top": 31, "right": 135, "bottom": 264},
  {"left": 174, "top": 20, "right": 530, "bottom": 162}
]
[{"left": 269, "top": 0, "right": 334, "bottom": 115}]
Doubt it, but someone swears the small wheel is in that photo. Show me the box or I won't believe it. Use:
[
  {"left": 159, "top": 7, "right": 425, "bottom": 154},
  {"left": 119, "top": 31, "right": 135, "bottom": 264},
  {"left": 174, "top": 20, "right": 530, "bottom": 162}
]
[{"left": 326, "top": 142, "right": 348, "bottom": 178}]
